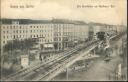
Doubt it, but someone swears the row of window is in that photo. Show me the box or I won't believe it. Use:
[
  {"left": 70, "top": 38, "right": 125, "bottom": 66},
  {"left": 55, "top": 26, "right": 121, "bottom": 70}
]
[
  {"left": 3, "top": 30, "right": 28, "bottom": 34},
  {"left": 2, "top": 29, "right": 53, "bottom": 34},
  {"left": 2, "top": 26, "right": 55, "bottom": 30},
  {"left": 54, "top": 37, "right": 62, "bottom": 41},
  {"left": 2, "top": 39, "right": 53, "bottom": 44},
  {"left": 2, "top": 24, "right": 80, "bottom": 30},
  {"left": 2, "top": 26, "right": 27, "bottom": 29},
  {"left": 3, "top": 34, "right": 53, "bottom": 39},
  {"left": 30, "top": 25, "right": 53, "bottom": 28},
  {"left": 30, "top": 30, "right": 53, "bottom": 33},
  {"left": 2, "top": 24, "right": 71, "bottom": 29},
  {"left": 39, "top": 39, "right": 53, "bottom": 43}
]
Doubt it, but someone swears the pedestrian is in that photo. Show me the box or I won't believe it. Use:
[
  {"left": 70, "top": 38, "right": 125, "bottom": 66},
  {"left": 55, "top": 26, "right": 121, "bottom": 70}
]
[{"left": 39, "top": 54, "right": 42, "bottom": 62}]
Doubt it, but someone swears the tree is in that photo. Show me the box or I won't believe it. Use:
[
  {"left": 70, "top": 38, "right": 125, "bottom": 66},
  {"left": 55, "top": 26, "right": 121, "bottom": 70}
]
[
  {"left": 2, "top": 38, "right": 38, "bottom": 67},
  {"left": 3, "top": 38, "right": 37, "bottom": 52},
  {"left": 3, "top": 41, "right": 13, "bottom": 52}
]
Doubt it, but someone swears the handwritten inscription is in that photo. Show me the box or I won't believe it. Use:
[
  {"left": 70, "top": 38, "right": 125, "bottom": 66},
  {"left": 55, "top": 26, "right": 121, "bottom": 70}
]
[
  {"left": 77, "top": 4, "right": 115, "bottom": 8},
  {"left": 10, "top": 4, "right": 34, "bottom": 8}
]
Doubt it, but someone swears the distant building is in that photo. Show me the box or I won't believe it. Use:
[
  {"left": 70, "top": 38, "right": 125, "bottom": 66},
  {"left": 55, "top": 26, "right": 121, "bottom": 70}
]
[{"left": 89, "top": 22, "right": 118, "bottom": 37}]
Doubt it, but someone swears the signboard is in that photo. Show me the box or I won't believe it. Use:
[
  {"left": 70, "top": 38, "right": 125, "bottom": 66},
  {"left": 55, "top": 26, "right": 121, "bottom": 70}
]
[
  {"left": 74, "top": 40, "right": 78, "bottom": 43},
  {"left": 44, "top": 44, "right": 54, "bottom": 48},
  {"left": 21, "top": 55, "right": 29, "bottom": 68}
]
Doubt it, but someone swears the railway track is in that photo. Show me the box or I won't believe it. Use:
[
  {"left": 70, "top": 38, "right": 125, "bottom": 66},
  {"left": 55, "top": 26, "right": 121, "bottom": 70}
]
[
  {"left": 26, "top": 40, "right": 100, "bottom": 81},
  {"left": 4, "top": 40, "right": 97, "bottom": 81},
  {"left": 37, "top": 41, "right": 100, "bottom": 81},
  {"left": 4, "top": 33, "right": 123, "bottom": 81},
  {"left": 35, "top": 34, "right": 123, "bottom": 81}
]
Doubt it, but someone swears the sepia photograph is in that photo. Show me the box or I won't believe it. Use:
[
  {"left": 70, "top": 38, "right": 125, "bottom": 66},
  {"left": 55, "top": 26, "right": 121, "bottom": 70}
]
[{"left": 0, "top": 0, "right": 127, "bottom": 81}]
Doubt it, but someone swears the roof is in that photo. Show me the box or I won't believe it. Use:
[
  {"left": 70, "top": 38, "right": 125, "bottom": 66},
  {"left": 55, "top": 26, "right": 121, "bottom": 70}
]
[
  {"left": 0, "top": 18, "right": 87, "bottom": 25},
  {"left": 0, "top": 19, "right": 51, "bottom": 24},
  {"left": 51, "top": 19, "right": 87, "bottom": 25}
]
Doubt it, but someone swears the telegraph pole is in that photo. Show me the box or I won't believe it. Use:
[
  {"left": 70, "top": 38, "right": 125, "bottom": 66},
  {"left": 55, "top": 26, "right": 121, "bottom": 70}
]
[{"left": 66, "top": 67, "right": 69, "bottom": 80}]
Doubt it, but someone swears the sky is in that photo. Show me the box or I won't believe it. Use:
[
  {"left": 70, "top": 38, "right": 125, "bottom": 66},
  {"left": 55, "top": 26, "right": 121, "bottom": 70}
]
[{"left": 1, "top": 0, "right": 127, "bottom": 25}]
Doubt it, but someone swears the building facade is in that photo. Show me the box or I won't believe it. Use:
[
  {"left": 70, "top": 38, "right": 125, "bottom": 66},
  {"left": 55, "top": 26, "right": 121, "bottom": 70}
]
[
  {"left": 0, "top": 19, "right": 89, "bottom": 52},
  {"left": 1, "top": 19, "right": 120, "bottom": 53}
]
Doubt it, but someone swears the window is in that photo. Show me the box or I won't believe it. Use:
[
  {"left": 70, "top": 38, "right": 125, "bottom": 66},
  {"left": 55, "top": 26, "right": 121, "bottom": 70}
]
[
  {"left": 31, "top": 35, "right": 32, "bottom": 38},
  {"left": 3, "top": 41, "right": 5, "bottom": 44},
  {"left": 3, "top": 36, "right": 5, "bottom": 39},
  {"left": 20, "top": 30, "right": 22, "bottom": 33},
  {"left": 20, "top": 26, "right": 22, "bottom": 29},
  {"left": 10, "top": 26, "right": 12, "bottom": 29},
  {"left": 59, "top": 37, "right": 61, "bottom": 41},
  {"left": 16, "top": 30, "right": 18, "bottom": 33},
  {"left": 3, "top": 31, "right": 5, "bottom": 33},
  {"left": 7, "top": 26, "right": 8, "bottom": 29},
  {"left": 3, "top": 26, "right": 5, "bottom": 29},
  {"left": 20, "top": 35, "right": 21, "bottom": 38},
  {"left": 13, "top": 35, "right": 15, "bottom": 39},
  {"left": 17, "top": 35, "right": 18, "bottom": 38},
  {"left": 13, "top": 26, "right": 15, "bottom": 29}
]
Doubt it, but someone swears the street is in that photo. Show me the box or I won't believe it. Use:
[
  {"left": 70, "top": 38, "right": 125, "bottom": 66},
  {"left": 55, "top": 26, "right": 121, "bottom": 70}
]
[
  {"left": 53, "top": 54, "right": 122, "bottom": 81},
  {"left": 53, "top": 34, "right": 127, "bottom": 81}
]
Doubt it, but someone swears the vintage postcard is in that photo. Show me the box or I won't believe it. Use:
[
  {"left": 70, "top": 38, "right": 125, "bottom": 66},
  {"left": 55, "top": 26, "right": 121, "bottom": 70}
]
[{"left": 0, "top": 0, "right": 127, "bottom": 81}]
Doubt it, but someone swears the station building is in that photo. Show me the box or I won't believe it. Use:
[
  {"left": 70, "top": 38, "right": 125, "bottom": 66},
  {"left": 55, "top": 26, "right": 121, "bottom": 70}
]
[{"left": 89, "top": 22, "right": 118, "bottom": 37}]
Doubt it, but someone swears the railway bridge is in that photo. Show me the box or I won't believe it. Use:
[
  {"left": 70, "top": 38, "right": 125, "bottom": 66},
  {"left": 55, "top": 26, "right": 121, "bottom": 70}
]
[{"left": 3, "top": 32, "right": 126, "bottom": 81}]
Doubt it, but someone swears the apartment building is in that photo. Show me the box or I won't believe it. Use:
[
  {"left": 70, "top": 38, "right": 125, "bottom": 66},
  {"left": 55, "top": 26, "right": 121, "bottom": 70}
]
[
  {"left": 1, "top": 19, "right": 89, "bottom": 52},
  {"left": 52, "top": 19, "right": 89, "bottom": 50}
]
